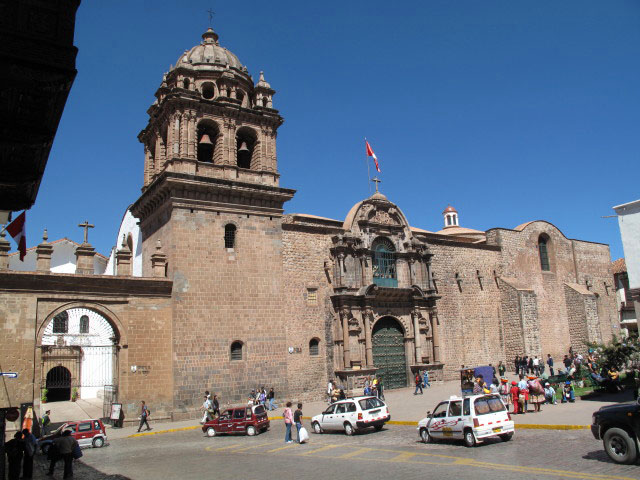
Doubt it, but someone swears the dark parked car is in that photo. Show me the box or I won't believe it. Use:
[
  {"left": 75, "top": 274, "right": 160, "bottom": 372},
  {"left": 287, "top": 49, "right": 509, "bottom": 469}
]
[
  {"left": 202, "top": 404, "right": 269, "bottom": 437},
  {"left": 591, "top": 399, "right": 640, "bottom": 464}
]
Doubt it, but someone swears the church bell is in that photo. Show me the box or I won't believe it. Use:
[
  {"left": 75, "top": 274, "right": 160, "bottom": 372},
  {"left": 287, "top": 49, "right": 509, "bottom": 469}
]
[
  {"left": 199, "top": 134, "right": 213, "bottom": 145},
  {"left": 238, "top": 141, "right": 249, "bottom": 153}
]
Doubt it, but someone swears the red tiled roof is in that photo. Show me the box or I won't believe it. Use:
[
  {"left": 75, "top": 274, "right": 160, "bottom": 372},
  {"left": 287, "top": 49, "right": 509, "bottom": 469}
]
[{"left": 612, "top": 258, "right": 626, "bottom": 275}]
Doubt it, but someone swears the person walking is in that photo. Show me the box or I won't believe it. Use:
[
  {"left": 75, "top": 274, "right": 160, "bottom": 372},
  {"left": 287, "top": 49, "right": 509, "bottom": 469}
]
[
  {"left": 47, "top": 429, "right": 78, "bottom": 479},
  {"left": 547, "top": 354, "right": 554, "bottom": 376},
  {"left": 201, "top": 393, "right": 213, "bottom": 424},
  {"left": 510, "top": 381, "right": 520, "bottom": 414},
  {"left": 327, "top": 379, "right": 334, "bottom": 403},
  {"left": 414, "top": 373, "right": 423, "bottom": 395},
  {"left": 294, "top": 403, "right": 304, "bottom": 443},
  {"left": 563, "top": 354, "right": 572, "bottom": 374},
  {"left": 423, "top": 370, "right": 431, "bottom": 388},
  {"left": 498, "top": 361, "right": 506, "bottom": 378},
  {"left": 267, "top": 388, "right": 277, "bottom": 411},
  {"left": 22, "top": 428, "right": 38, "bottom": 479},
  {"left": 514, "top": 356, "right": 520, "bottom": 375},
  {"left": 5, "top": 431, "right": 24, "bottom": 480},
  {"left": 283, "top": 401, "right": 294, "bottom": 443},
  {"left": 527, "top": 356, "right": 534, "bottom": 375},
  {"left": 533, "top": 356, "right": 540, "bottom": 376},
  {"left": 137, "top": 400, "right": 151, "bottom": 432},
  {"left": 377, "top": 377, "right": 385, "bottom": 400},
  {"left": 41, "top": 409, "right": 51, "bottom": 436}
]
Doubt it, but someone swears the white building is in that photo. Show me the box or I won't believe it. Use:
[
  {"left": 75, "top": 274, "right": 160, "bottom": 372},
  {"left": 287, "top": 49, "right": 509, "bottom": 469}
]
[
  {"left": 613, "top": 199, "right": 640, "bottom": 326},
  {"left": 104, "top": 207, "right": 143, "bottom": 277},
  {"left": 9, "top": 238, "right": 107, "bottom": 274}
]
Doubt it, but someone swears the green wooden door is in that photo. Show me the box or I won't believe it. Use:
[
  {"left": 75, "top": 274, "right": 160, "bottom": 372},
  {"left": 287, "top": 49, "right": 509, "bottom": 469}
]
[{"left": 372, "top": 317, "right": 407, "bottom": 389}]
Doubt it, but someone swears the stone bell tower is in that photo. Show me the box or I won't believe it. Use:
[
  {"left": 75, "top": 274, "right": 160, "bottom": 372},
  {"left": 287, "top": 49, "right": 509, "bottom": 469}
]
[{"left": 131, "top": 26, "right": 295, "bottom": 412}]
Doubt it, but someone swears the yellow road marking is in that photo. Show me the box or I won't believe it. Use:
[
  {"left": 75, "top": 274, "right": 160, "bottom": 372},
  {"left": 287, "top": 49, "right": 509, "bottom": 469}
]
[
  {"left": 210, "top": 443, "right": 242, "bottom": 451},
  {"left": 301, "top": 444, "right": 340, "bottom": 456},
  {"left": 389, "top": 452, "right": 417, "bottom": 462},
  {"left": 232, "top": 441, "right": 282, "bottom": 452},
  {"left": 337, "top": 447, "right": 372, "bottom": 459},
  {"left": 267, "top": 444, "right": 298, "bottom": 453},
  {"left": 128, "top": 425, "right": 199, "bottom": 438}
]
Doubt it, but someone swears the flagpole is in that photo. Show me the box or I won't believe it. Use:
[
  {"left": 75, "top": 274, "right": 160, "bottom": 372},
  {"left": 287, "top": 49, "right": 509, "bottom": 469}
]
[{"left": 365, "top": 137, "right": 371, "bottom": 195}]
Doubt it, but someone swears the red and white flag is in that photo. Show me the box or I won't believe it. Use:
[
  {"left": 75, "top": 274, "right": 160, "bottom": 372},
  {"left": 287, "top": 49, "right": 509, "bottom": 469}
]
[
  {"left": 5, "top": 211, "right": 26, "bottom": 261},
  {"left": 365, "top": 140, "right": 381, "bottom": 173}
]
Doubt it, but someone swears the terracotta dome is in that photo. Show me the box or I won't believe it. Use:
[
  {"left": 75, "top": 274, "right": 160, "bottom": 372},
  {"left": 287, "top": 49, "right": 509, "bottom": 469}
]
[{"left": 442, "top": 205, "right": 457, "bottom": 214}]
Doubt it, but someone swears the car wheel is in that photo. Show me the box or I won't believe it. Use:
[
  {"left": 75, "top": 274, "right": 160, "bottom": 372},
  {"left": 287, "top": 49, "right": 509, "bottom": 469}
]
[
  {"left": 374, "top": 425, "right": 383, "bottom": 432},
  {"left": 420, "top": 428, "right": 432, "bottom": 444},
  {"left": 344, "top": 423, "right": 354, "bottom": 436},
  {"left": 312, "top": 422, "right": 322, "bottom": 434},
  {"left": 246, "top": 426, "right": 256, "bottom": 436},
  {"left": 463, "top": 429, "right": 476, "bottom": 448},
  {"left": 603, "top": 428, "right": 638, "bottom": 464},
  {"left": 206, "top": 427, "right": 217, "bottom": 437},
  {"left": 499, "top": 432, "right": 513, "bottom": 442},
  {"left": 92, "top": 437, "right": 105, "bottom": 448}
]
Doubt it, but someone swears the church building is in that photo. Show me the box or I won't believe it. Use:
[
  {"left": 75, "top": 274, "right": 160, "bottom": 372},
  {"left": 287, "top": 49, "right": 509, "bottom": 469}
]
[{"left": 0, "top": 26, "right": 618, "bottom": 420}]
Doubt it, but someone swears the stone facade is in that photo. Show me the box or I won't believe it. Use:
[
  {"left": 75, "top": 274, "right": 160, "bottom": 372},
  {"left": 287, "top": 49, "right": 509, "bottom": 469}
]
[{"left": 0, "top": 26, "right": 620, "bottom": 419}]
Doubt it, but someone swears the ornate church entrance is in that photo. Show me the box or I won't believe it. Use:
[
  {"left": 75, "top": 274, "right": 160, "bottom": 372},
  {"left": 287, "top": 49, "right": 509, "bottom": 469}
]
[
  {"left": 372, "top": 317, "right": 407, "bottom": 389},
  {"left": 46, "top": 366, "right": 71, "bottom": 402}
]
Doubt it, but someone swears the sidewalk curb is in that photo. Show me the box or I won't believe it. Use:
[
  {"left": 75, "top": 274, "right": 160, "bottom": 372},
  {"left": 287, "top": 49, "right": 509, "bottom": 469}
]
[{"left": 126, "top": 420, "right": 590, "bottom": 438}]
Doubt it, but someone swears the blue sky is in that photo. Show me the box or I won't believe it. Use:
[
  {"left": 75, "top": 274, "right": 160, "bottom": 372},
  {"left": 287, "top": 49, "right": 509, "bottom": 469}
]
[{"left": 20, "top": 0, "right": 640, "bottom": 260}]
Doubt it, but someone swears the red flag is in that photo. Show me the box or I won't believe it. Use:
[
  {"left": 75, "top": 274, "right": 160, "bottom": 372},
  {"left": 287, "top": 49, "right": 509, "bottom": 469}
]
[
  {"left": 6, "top": 211, "right": 26, "bottom": 261},
  {"left": 365, "top": 140, "right": 381, "bottom": 173}
]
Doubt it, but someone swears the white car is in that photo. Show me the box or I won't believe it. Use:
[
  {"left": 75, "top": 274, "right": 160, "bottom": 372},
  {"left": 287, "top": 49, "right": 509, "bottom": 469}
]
[
  {"left": 311, "top": 396, "right": 390, "bottom": 436},
  {"left": 417, "top": 394, "right": 514, "bottom": 447}
]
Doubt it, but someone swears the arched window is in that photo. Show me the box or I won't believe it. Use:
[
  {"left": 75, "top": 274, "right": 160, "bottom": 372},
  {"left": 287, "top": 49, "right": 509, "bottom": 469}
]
[
  {"left": 236, "top": 90, "right": 245, "bottom": 106},
  {"left": 79, "top": 315, "right": 89, "bottom": 334},
  {"left": 52, "top": 311, "right": 68, "bottom": 334},
  {"left": 201, "top": 82, "right": 215, "bottom": 99},
  {"left": 224, "top": 224, "right": 236, "bottom": 249},
  {"left": 309, "top": 338, "right": 319, "bottom": 356},
  {"left": 230, "top": 341, "right": 243, "bottom": 361},
  {"left": 197, "top": 120, "right": 219, "bottom": 163},
  {"left": 372, "top": 237, "right": 397, "bottom": 288},
  {"left": 538, "top": 235, "right": 550, "bottom": 271},
  {"left": 183, "top": 78, "right": 190, "bottom": 90},
  {"left": 236, "top": 127, "right": 257, "bottom": 169}
]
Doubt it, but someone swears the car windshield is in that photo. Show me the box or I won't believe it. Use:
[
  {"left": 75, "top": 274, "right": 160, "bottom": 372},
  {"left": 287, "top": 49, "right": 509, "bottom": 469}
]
[
  {"left": 358, "top": 397, "right": 384, "bottom": 411},
  {"left": 253, "top": 405, "right": 265, "bottom": 415},
  {"left": 474, "top": 396, "right": 506, "bottom": 415}
]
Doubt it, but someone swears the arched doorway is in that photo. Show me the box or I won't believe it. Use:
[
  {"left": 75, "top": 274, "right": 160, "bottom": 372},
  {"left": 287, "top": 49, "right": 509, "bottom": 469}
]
[
  {"left": 372, "top": 317, "right": 407, "bottom": 389},
  {"left": 40, "top": 307, "right": 118, "bottom": 401},
  {"left": 46, "top": 366, "right": 71, "bottom": 402}
]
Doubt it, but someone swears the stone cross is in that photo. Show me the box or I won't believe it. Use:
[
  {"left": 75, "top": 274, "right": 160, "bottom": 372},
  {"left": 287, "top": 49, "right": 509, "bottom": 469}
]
[
  {"left": 371, "top": 177, "right": 381, "bottom": 193},
  {"left": 78, "top": 220, "right": 94, "bottom": 244}
]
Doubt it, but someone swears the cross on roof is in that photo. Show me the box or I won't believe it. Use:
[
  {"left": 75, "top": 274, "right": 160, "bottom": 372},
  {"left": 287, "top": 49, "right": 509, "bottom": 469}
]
[
  {"left": 371, "top": 177, "right": 381, "bottom": 193},
  {"left": 78, "top": 220, "right": 94, "bottom": 244}
]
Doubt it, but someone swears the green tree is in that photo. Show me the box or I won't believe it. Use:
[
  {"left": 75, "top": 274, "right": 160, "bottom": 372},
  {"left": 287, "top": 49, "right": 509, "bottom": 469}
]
[{"left": 586, "top": 337, "right": 640, "bottom": 371}]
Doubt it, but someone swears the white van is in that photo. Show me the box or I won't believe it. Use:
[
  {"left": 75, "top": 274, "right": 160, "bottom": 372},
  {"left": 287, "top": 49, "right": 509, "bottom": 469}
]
[{"left": 417, "top": 394, "right": 514, "bottom": 447}]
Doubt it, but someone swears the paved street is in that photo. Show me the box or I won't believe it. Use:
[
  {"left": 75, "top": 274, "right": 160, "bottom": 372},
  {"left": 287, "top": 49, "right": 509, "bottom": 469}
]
[{"left": 33, "top": 422, "right": 640, "bottom": 480}]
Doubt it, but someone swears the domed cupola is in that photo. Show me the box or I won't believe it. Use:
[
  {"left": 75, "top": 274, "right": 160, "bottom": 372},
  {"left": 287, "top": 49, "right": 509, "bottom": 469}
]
[{"left": 174, "top": 28, "right": 247, "bottom": 73}]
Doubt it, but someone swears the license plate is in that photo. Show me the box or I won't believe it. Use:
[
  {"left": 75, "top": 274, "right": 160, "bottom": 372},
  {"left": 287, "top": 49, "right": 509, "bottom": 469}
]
[
  {"left": 492, "top": 427, "right": 502, "bottom": 433},
  {"left": 369, "top": 409, "right": 380, "bottom": 415}
]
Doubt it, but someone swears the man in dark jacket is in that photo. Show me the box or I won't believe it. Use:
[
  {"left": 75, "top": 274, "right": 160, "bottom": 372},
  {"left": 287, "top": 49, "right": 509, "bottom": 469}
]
[
  {"left": 5, "top": 431, "right": 24, "bottom": 480},
  {"left": 22, "top": 428, "right": 38, "bottom": 479},
  {"left": 47, "top": 429, "right": 78, "bottom": 478}
]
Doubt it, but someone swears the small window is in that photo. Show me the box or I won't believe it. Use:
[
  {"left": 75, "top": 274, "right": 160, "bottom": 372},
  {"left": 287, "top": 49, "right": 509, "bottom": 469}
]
[
  {"left": 183, "top": 78, "right": 190, "bottom": 89},
  {"left": 202, "top": 82, "right": 215, "bottom": 99},
  {"left": 78, "top": 422, "right": 92, "bottom": 432},
  {"left": 52, "top": 312, "right": 68, "bottom": 334},
  {"left": 306, "top": 288, "right": 317, "bottom": 305},
  {"left": 448, "top": 401, "right": 462, "bottom": 417},
  {"left": 473, "top": 396, "right": 506, "bottom": 415},
  {"left": 237, "top": 90, "right": 244, "bottom": 105},
  {"left": 323, "top": 405, "right": 336, "bottom": 415},
  {"left": 93, "top": 421, "right": 101, "bottom": 431},
  {"left": 358, "top": 397, "right": 384, "bottom": 411},
  {"left": 447, "top": 216, "right": 452, "bottom": 226},
  {"left": 233, "top": 409, "right": 245, "bottom": 419},
  {"left": 79, "top": 315, "right": 89, "bottom": 334},
  {"left": 253, "top": 405, "right": 265, "bottom": 415},
  {"left": 346, "top": 402, "right": 357, "bottom": 412},
  {"left": 230, "top": 341, "right": 243, "bottom": 361},
  {"left": 335, "top": 404, "right": 347, "bottom": 414},
  {"left": 431, "top": 402, "right": 448, "bottom": 418},
  {"left": 309, "top": 338, "right": 319, "bottom": 356},
  {"left": 463, "top": 398, "right": 470, "bottom": 416},
  {"left": 224, "top": 224, "right": 236, "bottom": 249},
  {"left": 539, "top": 236, "right": 550, "bottom": 271}
]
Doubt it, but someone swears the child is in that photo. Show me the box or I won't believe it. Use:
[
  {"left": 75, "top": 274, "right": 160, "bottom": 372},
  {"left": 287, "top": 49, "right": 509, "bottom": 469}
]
[{"left": 561, "top": 380, "right": 575, "bottom": 403}]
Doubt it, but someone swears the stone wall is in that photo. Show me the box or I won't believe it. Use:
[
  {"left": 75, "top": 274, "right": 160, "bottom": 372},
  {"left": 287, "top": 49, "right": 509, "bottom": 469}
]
[{"left": 0, "top": 271, "right": 173, "bottom": 420}]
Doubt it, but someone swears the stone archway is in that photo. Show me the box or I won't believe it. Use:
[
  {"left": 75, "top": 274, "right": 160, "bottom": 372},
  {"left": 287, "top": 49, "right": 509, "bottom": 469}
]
[{"left": 372, "top": 316, "right": 407, "bottom": 389}]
